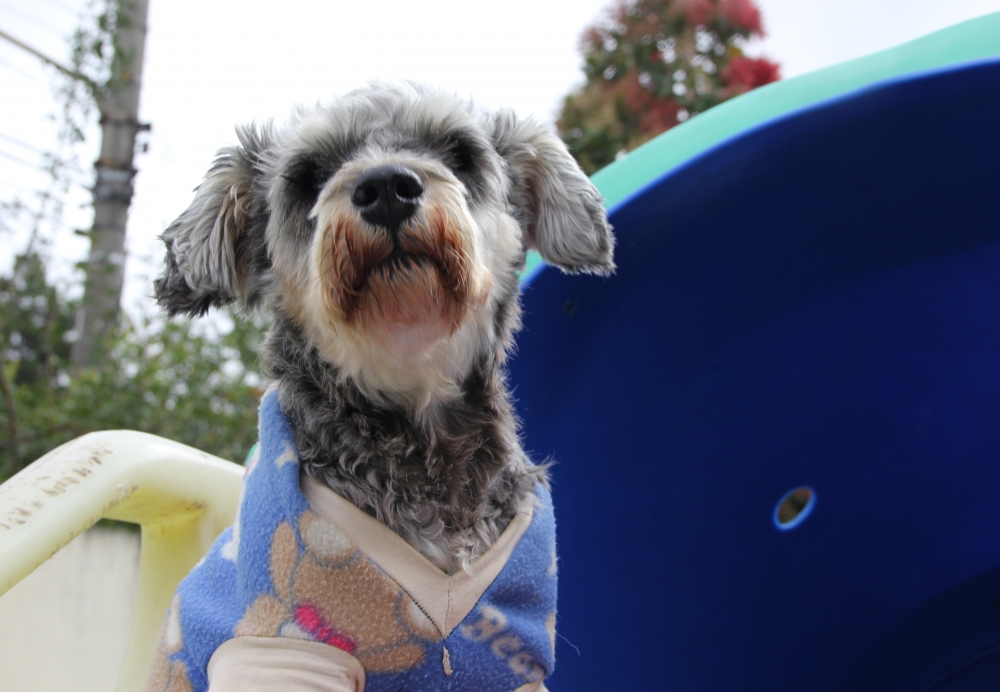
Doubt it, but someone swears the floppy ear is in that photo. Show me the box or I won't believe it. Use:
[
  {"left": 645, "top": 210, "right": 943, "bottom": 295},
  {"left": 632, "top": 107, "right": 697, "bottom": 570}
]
[
  {"left": 491, "top": 111, "right": 614, "bottom": 275},
  {"left": 154, "top": 125, "right": 272, "bottom": 317}
]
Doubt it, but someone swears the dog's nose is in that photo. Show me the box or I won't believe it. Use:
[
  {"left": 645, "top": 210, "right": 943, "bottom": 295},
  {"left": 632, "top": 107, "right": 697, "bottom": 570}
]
[{"left": 351, "top": 166, "right": 424, "bottom": 230}]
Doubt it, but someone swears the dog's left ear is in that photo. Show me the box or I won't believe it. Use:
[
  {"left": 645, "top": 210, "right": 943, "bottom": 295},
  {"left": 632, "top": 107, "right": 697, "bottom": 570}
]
[
  {"left": 154, "top": 125, "right": 272, "bottom": 317},
  {"left": 490, "top": 111, "right": 614, "bottom": 275}
]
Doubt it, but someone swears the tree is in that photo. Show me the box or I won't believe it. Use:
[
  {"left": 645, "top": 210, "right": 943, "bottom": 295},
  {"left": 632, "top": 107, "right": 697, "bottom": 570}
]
[
  {"left": 558, "top": 0, "right": 781, "bottom": 175},
  {"left": 0, "top": 247, "right": 265, "bottom": 483},
  {"left": 71, "top": 0, "right": 151, "bottom": 367},
  {"left": 0, "top": 3, "right": 263, "bottom": 483}
]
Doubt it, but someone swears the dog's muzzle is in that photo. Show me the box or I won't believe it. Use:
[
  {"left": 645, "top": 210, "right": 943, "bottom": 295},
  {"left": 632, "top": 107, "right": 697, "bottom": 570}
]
[{"left": 351, "top": 165, "right": 424, "bottom": 231}]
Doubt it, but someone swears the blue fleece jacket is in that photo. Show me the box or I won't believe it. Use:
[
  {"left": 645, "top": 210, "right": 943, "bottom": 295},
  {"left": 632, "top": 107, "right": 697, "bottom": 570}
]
[{"left": 145, "top": 391, "right": 557, "bottom": 691}]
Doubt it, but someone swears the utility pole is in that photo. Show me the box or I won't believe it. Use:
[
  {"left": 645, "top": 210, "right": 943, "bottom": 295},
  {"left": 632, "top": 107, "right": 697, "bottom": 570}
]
[{"left": 71, "top": 0, "right": 150, "bottom": 367}]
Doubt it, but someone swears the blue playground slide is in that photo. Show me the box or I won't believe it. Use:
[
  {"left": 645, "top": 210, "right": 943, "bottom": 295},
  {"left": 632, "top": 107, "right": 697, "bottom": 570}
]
[{"left": 509, "top": 15, "right": 1000, "bottom": 691}]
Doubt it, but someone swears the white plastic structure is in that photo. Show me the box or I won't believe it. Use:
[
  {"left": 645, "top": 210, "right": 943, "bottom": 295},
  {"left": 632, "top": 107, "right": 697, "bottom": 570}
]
[{"left": 0, "top": 431, "right": 243, "bottom": 692}]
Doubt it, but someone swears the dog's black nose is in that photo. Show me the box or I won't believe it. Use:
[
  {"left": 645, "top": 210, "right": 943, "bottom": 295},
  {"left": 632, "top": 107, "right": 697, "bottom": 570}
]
[{"left": 351, "top": 166, "right": 424, "bottom": 230}]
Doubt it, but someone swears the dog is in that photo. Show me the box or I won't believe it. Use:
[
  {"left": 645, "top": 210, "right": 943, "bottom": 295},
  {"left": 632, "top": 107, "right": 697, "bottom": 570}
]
[{"left": 146, "top": 82, "right": 613, "bottom": 692}]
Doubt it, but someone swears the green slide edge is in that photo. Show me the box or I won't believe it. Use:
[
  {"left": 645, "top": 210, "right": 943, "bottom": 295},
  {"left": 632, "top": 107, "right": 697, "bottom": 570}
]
[{"left": 522, "top": 11, "right": 1000, "bottom": 280}]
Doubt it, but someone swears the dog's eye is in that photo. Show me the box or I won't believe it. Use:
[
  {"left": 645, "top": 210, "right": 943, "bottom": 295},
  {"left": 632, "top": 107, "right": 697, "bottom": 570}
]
[
  {"left": 283, "top": 158, "right": 326, "bottom": 202},
  {"left": 447, "top": 138, "right": 477, "bottom": 175}
]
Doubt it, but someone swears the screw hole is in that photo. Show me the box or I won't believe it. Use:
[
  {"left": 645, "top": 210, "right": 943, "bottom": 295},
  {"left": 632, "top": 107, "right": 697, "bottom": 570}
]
[
  {"left": 563, "top": 300, "right": 577, "bottom": 316},
  {"left": 774, "top": 486, "right": 815, "bottom": 530}
]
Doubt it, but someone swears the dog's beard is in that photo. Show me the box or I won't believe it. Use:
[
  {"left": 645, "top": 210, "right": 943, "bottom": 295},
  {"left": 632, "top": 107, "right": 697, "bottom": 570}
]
[
  {"left": 323, "top": 203, "right": 480, "bottom": 340},
  {"left": 297, "top": 172, "right": 498, "bottom": 406}
]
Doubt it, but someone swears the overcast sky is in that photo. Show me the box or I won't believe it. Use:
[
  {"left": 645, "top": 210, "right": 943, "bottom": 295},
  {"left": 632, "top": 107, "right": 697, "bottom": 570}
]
[{"left": 2, "top": 0, "right": 999, "bottom": 310}]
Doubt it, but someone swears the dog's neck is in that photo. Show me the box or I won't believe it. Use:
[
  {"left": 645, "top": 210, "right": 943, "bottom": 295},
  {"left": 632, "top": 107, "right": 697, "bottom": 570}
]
[{"left": 261, "top": 317, "right": 545, "bottom": 575}]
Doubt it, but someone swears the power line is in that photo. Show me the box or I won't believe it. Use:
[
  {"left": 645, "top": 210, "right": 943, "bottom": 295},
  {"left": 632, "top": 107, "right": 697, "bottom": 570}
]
[
  {"left": 0, "top": 1, "right": 68, "bottom": 38},
  {"left": 0, "top": 149, "right": 91, "bottom": 188},
  {"left": 0, "top": 27, "right": 95, "bottom": 89},
  {"left": 0, "top": 132, "right": 46, "bottom": 154},
  {"left": 0, "top": 54, "right": 46, "bottom": 83},
  {"left": 0, "top": 148, "right": 40, "bottom": 169}
]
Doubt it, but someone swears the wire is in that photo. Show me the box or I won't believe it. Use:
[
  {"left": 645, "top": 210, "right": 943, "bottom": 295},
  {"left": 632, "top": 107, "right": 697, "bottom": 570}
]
[
  {"left": 0, "top": 2, "right": 68, "bottom": 38},
  {"left": 0, "top": 160, "right": 88, "bottom": 192},
  {"left": 0, "top": 148, "right": 40, "bottom": 169},
  {"left": 0, "top": 27, "right": 95, "bottom": 87},
  {"left": 0, "top": 54, "right": 46, "bottom": 83},
  {"left": 0, "top": 132, "right": 46, "bottom": 154},
  {"left": 0, "top": 149, "right": 93, "bottom": 188}
]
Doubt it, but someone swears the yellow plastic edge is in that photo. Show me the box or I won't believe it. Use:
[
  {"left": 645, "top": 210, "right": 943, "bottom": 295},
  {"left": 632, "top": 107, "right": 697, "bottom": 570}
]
[{"left": 0, "top": 431, "right": 243, "bottom": 692}]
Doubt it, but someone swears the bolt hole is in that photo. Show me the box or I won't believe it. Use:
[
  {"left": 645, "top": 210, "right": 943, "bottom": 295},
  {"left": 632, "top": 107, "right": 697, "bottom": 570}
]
[
  {"left": 563, "top": 300, "right": 577, "bottom": 316},
  {"left": 774, "top": 486, "right": 815, "bottom": 530}
]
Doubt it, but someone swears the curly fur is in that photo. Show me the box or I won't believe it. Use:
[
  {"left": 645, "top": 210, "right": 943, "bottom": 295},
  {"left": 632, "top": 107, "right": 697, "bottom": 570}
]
[{"left": 266, "top": 317, "right": 546, "bottom": 572}]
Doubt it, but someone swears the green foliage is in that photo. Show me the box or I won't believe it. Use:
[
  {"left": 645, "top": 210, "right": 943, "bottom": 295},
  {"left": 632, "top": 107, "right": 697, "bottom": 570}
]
[
  {"left": 0, "top": 249, "right": 265, "bottom": 484},
  {"left": 0, "top": 0, "right": 254, "bottom": 485},
  {"left": 63, "top": 0, "right": 132, "bottom": 119},
  {"left": 0, "top": 0, "right": 125, "bottom": 299},
  {"left": 558, "top": 0, "right": 781, "bottom": 174}
]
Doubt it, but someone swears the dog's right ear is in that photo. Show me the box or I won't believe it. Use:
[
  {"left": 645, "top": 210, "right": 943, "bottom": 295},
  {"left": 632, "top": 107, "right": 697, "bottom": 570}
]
[
  {"left": 489, "top": 110, "right": 614, "bottom": 276},
  {"left": 154, "top": 125, "right": 271, "bottom": 317}
]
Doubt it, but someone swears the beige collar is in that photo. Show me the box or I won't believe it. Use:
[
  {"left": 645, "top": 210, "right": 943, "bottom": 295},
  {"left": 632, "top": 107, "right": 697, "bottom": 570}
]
[{"left": 301, "top": 474, "right": 534, "bottom": 639}]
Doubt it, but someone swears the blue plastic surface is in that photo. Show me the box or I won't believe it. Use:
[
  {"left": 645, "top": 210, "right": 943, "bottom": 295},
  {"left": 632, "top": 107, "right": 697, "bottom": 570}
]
[{"left": 509, "top": 59, "right": 1000, "bottom": 690}]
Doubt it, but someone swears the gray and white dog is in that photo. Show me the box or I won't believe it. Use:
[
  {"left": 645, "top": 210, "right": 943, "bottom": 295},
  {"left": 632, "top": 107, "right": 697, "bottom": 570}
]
[{"left": 154, "top": 82, "right": 614, "bottom": 575}]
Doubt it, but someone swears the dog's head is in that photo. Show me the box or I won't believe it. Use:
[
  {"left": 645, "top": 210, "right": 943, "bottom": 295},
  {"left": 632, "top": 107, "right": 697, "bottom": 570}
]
[{"left": 155, "top": 83, "right": 613, "bottom": 406}]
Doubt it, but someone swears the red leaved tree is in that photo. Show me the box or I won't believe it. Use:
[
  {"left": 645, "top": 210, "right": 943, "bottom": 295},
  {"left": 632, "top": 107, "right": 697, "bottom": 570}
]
[{"left": 558, "top": 0, "right": 781, "bottom": 174}]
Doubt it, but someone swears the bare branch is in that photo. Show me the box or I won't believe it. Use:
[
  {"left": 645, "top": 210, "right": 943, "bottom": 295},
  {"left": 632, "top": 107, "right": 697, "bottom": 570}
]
[{"left": 0, "top": 27, "right": 98, "bottom": 92}]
